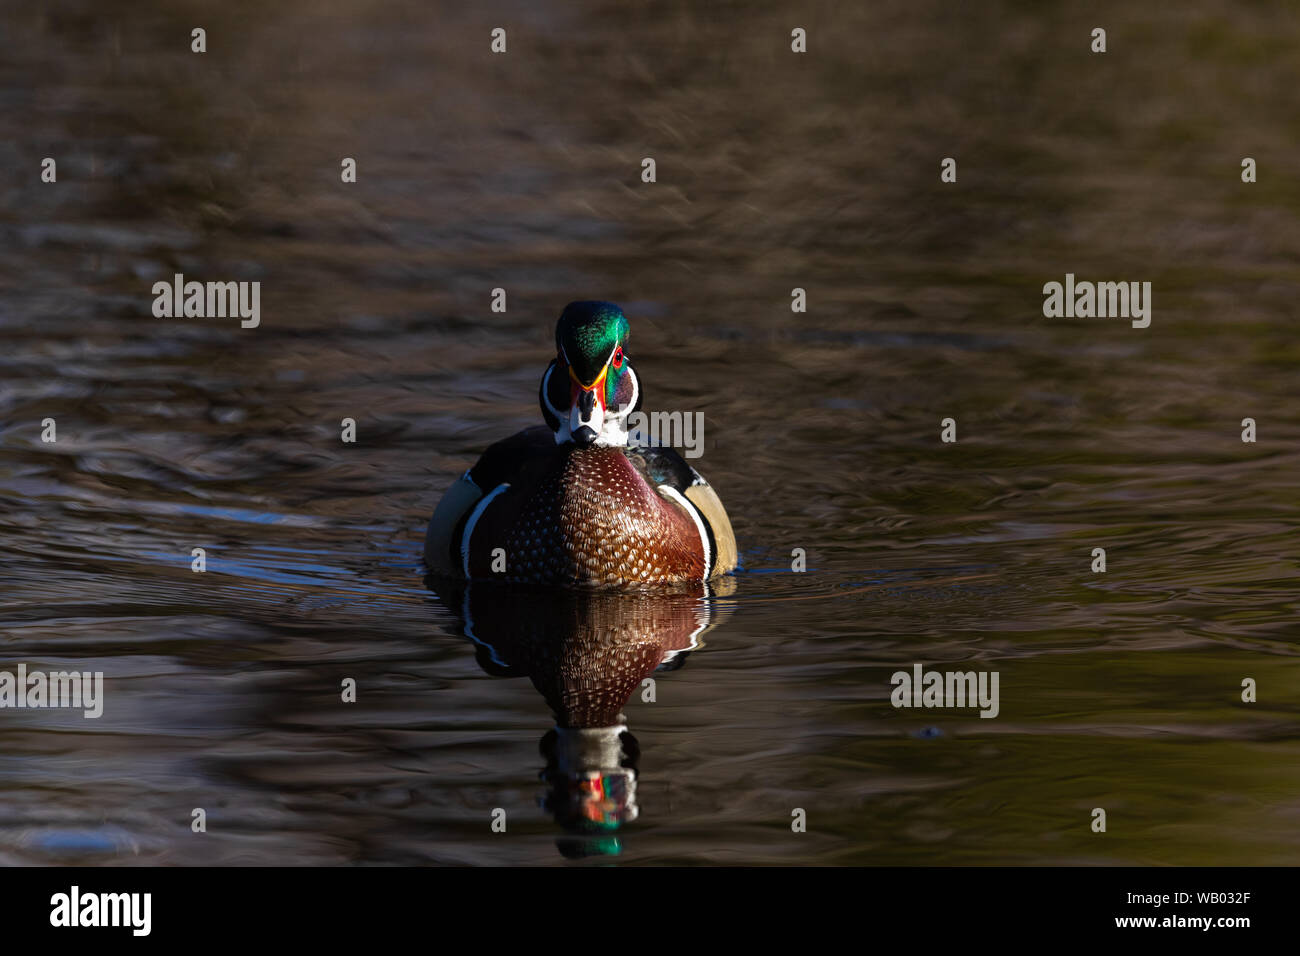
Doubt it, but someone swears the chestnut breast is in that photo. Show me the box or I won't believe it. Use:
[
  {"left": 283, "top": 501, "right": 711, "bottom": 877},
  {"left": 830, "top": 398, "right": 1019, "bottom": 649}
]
[{"left": 470, "top": 446, "right": 705, "bottom": 586}]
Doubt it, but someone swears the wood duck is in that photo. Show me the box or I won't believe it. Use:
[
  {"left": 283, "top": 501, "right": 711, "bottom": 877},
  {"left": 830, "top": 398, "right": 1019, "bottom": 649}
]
[
  {"left": 431, "top": 579, "right": 731, "bottom": 852},
  {"left": 424, "top": 301, "right": 737, "bottom": 586}
]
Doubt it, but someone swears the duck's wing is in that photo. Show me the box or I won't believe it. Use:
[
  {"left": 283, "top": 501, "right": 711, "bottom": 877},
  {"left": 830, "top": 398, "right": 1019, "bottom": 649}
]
[
  {"left": 631, "top": 446, "right": 738, "bottom": 578},
  {"left": 424, "top": 425, "right": 555, "bottom": 575}
]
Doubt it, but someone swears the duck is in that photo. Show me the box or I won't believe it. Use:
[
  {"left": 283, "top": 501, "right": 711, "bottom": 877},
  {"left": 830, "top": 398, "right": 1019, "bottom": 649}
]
[
  {"left": 424, "top": 301, "right": 737, "bottom": 587},
  {"left": 430, "top": 579, "right": 732, "bottom": 853}
]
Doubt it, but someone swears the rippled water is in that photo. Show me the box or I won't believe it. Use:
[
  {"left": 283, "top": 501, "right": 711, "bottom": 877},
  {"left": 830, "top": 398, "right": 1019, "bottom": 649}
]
[{"left": 1, "top": 1, "right": 1297, "bottom": 865}]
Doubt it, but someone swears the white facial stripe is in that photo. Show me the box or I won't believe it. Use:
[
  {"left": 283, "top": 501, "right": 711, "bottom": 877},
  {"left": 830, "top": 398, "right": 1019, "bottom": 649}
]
[
  {"left": 543, "top": 364, "right": 573, "bottom": 445},
  {"left": 607, "top": 367, "right": 639, "bottom": 447},
  {"left": 601, "top": 342, "right": 619, "bottom": 372}
]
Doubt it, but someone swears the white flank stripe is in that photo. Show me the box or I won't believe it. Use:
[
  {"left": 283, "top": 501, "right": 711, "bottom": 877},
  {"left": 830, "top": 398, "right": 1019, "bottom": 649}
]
[
  {"left": 658, "top": 484, "right": 711, "bottom": 579},
  {"left": 461, "top": 483, "right": 510, "bottom": 578}
]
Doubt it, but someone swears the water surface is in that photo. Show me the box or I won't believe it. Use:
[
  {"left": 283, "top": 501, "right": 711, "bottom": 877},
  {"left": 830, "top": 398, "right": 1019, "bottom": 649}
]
[{"left": 1, "top": 0, "right": 1297, "bottom": 865}]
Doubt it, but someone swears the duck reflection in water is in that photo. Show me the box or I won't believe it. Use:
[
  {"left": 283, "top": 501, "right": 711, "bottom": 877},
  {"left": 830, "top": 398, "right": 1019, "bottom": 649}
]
[{"left": 428, "top": 577, "right": 732, "bottom": 858}]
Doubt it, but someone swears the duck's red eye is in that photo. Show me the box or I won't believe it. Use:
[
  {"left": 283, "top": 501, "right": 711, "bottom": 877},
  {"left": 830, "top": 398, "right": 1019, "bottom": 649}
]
[{"left": 612, "top": 347, "right": 624, "bottom": 369}]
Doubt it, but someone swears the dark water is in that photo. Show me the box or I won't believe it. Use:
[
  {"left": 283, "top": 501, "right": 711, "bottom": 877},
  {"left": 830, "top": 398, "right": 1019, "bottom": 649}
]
[{"left": 1, "top": 1, "right": 1297, "bottom": 865}]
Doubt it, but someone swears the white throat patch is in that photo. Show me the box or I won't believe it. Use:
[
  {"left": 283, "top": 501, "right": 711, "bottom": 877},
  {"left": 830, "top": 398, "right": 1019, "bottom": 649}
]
[{"left": 545, "top": 364, "right": 638, "bottom": 448}]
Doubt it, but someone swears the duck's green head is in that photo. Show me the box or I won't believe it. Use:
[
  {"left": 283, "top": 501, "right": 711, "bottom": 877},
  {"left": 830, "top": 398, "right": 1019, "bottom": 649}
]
[{"left": 540, "top": 301, "right": 641, "bottom": 446}]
